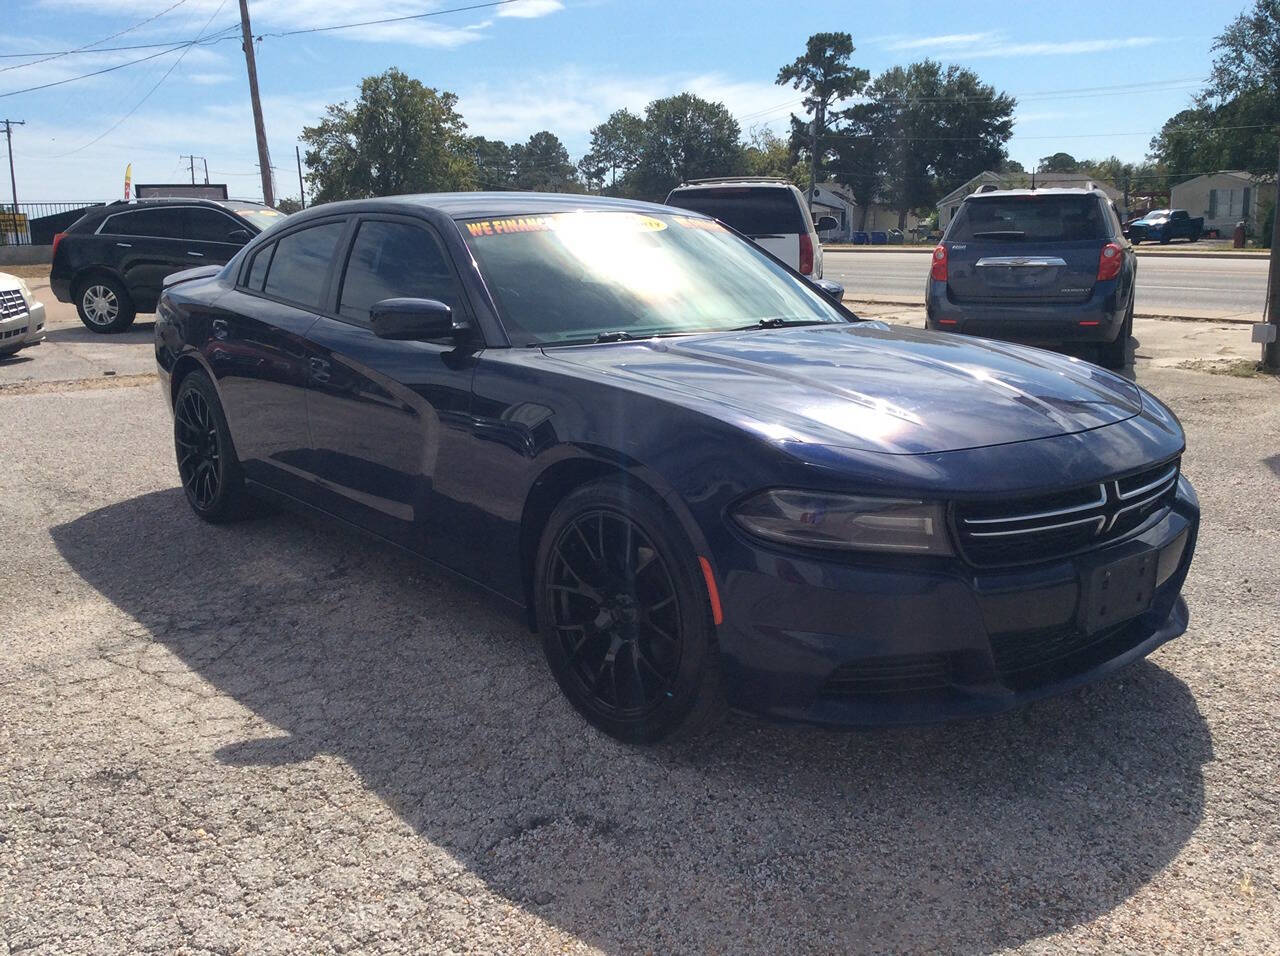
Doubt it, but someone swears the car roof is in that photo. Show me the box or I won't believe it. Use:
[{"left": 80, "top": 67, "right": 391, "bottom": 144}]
[
  {"left": 279, "top": 191, "right": 704, "bottom": 222},
  {"left": 85, "top": 197, "right": 271, "bottom": 218}
]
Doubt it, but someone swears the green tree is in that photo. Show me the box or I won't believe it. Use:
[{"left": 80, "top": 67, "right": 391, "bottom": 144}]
[
  {"left": 469, "top": 136, "right": 514, "bottom": 190},
  {"left": 631, "top": 93, "right": 745, "bottom": 200},
  {"left": 579, "top": 109, "right": 645, "bottom": 193},
  {"left": 511, "top": 130, "right": 580, "bottom": 192},
  {"left": 300, "top": 68, "right": 474, "bottom": 203},
  {"left": 743, "top": 126, "right": 805, "bottom": 184},
  {"left": 777, "top": 32, "right": 869, "bottom": 194},
  {"left": 1037, "top": 152, "right": 1079, "bottom": 173},
  {"left": 275, "top": 197, "right": 304, "bottom": 214},
  {"left": 843, "top": 60, "right": 1015, "bottom": 228}
]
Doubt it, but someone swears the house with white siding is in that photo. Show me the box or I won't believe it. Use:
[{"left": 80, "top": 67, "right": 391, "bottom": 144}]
[{"left": 1170, "top": 172, "right": 1274, "bottom": 237}]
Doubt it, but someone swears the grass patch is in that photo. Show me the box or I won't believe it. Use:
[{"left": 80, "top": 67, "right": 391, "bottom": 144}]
[{"left": 1177, "top": 358, "right": 1279, "bottom": 378}]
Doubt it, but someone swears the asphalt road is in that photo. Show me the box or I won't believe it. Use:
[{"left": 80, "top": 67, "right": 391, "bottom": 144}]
[
  {"left": 825, "top": 250, "right": 1269, "bottom": 321},
  {"left": 1, "top": 309, "right": 1278, "bottom": 950}
]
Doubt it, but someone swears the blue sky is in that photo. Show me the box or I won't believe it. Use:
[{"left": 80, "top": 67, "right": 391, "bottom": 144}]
[{"left": 1, "top": 0, "right": 1252, "bottom": 203}]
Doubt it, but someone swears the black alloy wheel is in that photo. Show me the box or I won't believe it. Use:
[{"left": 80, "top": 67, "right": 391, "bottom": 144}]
[
  {"left": 174, "top": 372, "right": 254, "bottom": 523},
  {"left": 547, "top": 508, "right": 683, "bottom": 717},
  {"left": 536, "top": 480, "right": 723, "bottom": 743}
]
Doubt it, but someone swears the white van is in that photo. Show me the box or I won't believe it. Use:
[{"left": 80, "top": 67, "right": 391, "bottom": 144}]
[{"left": 665, "top": 178, "right": 832, "bottom": 279}]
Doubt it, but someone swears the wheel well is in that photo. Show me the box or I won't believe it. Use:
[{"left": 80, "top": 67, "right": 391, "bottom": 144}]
[
  {"left": 518, "top": 458, "right": 651, "bottom": 630},
  {"left": 169, "top": 354, "right": 206, "bottom": 409},
  {"left": 73, "top": 267, "right": 128, "bottom": 301}
]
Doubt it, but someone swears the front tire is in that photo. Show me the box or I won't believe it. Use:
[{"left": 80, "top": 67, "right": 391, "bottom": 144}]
[
  {"left": 174, "top": 371, "right": 255, "bottom": 523},
  {"left": 535, "top": 480, "right": 723, "bottom": 744},
  {"left": 75, "top": 275, "right": 136, "bottom": 333}
]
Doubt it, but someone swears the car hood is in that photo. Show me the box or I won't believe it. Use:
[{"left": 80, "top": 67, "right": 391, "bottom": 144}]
[{"left": 543, "top": 323, "right": 1143, "bottom": 455}]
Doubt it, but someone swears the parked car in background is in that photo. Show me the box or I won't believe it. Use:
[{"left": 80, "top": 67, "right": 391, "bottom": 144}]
[
  {"left": 156, "top": 192, "right": 1197, "bottom": 743},
  {"left": 0, "top": 272, "right": 47, "bottom": 358},
  {"left": 925, "top": 186, "right": 1136, "bottom": 369},
  {"left": 664, "top": 177, "right": 831, "bottom": 278},
  {"left": 1127, "top": 209, "right": 1203, "bottom": 244},
  {"left": 50, "top": 198, "right": 286, "bottom": 332}
]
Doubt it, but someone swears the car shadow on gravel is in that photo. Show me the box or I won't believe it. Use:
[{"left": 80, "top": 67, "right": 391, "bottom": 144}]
[
  {"left": 44, "top": 321, "right": 155, "bottom": 345},
  {"left": 52, "top": 489, "right": 1212, "bottom": 954}
]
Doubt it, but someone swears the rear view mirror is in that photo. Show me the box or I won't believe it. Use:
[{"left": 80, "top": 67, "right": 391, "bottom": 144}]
[
  {"left": 370, "top": 297, "right": 461, "bottom": 341},
  {"left": 816, "top": 216, "right": 840, "bottom": 232},
  {"left": 226, "top": 229, "right": 252, "bottom": 243},
  {"left": 812, "top": 278, "right": 845, "bottom": 303}
]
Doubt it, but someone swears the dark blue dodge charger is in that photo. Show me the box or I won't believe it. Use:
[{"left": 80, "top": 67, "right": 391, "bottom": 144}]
[{"left": 155, "top": 193, "right": 1198, "bottom": 743}]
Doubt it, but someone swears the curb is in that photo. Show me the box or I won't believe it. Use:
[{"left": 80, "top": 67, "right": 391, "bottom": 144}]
[
  {"left": 824, "top": 245, "right": 1269, "bottom": 260},
  {"left": 840, "top": 297, "right": 1259, "bottom": 326}
]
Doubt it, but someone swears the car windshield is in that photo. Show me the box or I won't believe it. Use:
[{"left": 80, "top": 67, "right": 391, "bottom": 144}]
[
  {"left": 949, "top": 196, "right": 1108, "bottom": 242},
  {"left": 227, "top": 205, "right": 289, "bottom": 232},
  {"left": 462, "top": 211, "right": 845, "bottom": 346},
  {"left": 1145, "top": 210, "right": 1170, "bottom": 221}
]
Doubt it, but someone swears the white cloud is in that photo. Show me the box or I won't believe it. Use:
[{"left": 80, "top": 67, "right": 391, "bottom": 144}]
[
  {"left": 497, "top": 0, "right": 565, "bottom": 18},
  {"left": 186, "top": 71, "right": 233, "bottom": 85},
  {"left": 877, "top": 31, "right": 1166, "bottom": 58}
]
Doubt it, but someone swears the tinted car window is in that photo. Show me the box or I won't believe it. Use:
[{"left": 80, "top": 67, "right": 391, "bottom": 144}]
[
  {"left": 262, "top": 221, "right": 345, "bottom": 309},
  {"left": 948, "top": 196, "right": 1109, "bottom": 242},
  {"left": 184, "top": 207, "right": 245, "bottom": 243},
  {"left": 666, "top": 187, "right": 804, "bottom": 236},
  {"left": 338, "top": 220, "right": 462, "bottom": 324},
  {"left": 103, "top": 207, "right": 183, "bottom": 239},
  {"left": 245, "top": 242, "right": 274, "bottom": 291}
]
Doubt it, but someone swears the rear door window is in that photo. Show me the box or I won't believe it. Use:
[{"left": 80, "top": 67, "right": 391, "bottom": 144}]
[
  {"left": 262, "top": 221, "right": 346, "bottom": 310},
  {"left": 102, "top": 207, "right": 183, "bottom": 239},
  {"left": 666, "top": 187, "right": 804, "bottom": 237},
  {"left": 948, "top": 196, "right": 1108, "bottom": 242},
  {"left": 244, "top": 242, "right": 274, "bottom": 291},
  {"left": 337, "top": 219, "right": 463, "bottom": 326}
]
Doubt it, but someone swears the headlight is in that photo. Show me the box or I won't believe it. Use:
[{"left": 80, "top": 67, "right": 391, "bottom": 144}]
[
  {"left": 732, "top": 489, "right": 953, "bottom": 555},
  {"left": 14, "top": 277, "right": 31, "bottom": 301}
]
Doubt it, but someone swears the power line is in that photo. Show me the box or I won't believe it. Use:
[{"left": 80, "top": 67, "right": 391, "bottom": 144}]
[
  {"left": 0, "top": 31, "right": 239, "bottom": 60},
  {"left": 0, "top": 0, "right": 192, "bottom": 74},
  {"left": 49, "top": 1, "right": 231, "bottom": 157}
]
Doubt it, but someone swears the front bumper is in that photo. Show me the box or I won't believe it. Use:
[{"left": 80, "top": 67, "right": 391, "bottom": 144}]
[
  {"left": 0, "top": 299, "right": 45, "bottom": 351},
  {"left": 713, "top": 477, "right": 1198, "bottom": 727},
  {"left": 925, "top": 280, "right": 1125, "bottom": 344}
]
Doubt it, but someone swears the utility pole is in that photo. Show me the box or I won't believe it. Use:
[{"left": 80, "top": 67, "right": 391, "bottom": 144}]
[
  {"left": 295, "top": 144, "right": 305, "bottom": 209},
  {"left": 202, "top": 157, "right": 209, "bottom": 185},
  {"left": 3, "top": 119, "right": 24, "bottom": 214},
  {"left": 1262, "top": 131, "right": 1280, "bottom": 370},
  {"left": 237, "top": 0, "right": 274, "bottom": 208},
  {"left": 183, "top": 154, "right": 196, "bottom": 185}
]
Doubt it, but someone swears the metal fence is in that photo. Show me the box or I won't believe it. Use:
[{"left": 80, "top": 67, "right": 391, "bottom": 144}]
[{"left": 0, "top": 202, "right": 105, "bottom": 246}]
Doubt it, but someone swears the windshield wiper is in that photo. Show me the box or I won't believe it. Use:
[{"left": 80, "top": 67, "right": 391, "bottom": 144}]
[
  {"left": 732, "top": 317, "right": 830, "bottom": 331},
  {"left": 592, "top": 330, "right": 636, "bottom": 343},
  {"left": 971, "top": 230, "right": 1026, "bottom": 240}
]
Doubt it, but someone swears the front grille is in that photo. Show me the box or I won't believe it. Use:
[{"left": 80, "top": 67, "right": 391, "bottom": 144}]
[
  {"left": 990, "top": 619, "right": 1151, "bottom": 690},
  {"left": 0, "top": 288, "right": 27, "bottom": 320},
  {"left": 954, "top": 459, "right": 1180, "bottom": 567},
  {"left": 822, "top": 653, "right": 951, "bottom": 696}
]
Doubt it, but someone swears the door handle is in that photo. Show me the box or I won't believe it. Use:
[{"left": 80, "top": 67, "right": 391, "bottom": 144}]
[
  {"left": 187, "top": 251, "right": 205, "bottom": 257},
  {"left": 308, "top": 356, "right": 330, "bottom": 383},
  {"left": 211, "top": 318, "right": 229, "bottom": 340},
  {"left": 115, "top": 242, "right": 132, "bottom": 248}
]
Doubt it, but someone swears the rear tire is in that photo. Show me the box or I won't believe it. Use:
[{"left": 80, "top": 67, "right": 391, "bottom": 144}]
[
  {"left": 174, "top": 371, "right": 256, "bottom": 523},
  {"left": 75, "top": 275, "right": 136, "bottom": 333},
  {"left": 534, "top": 479, "right": 724, "bottom": 744},
  {"left": 1098, "top": 297, "right": 1134, "bottom": 370}
]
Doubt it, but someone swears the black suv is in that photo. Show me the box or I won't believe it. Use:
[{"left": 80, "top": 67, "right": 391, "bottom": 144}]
[
  {"left": 50, "top": 199, "right": 285, "bottom": 332},
  {"left": 925, "top": 186, "right": 1136, "bottom": 369}
]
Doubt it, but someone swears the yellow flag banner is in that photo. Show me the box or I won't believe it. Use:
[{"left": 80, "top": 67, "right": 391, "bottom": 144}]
[{"left": 124, "top": 163, "right": 132, "bottom": 201}]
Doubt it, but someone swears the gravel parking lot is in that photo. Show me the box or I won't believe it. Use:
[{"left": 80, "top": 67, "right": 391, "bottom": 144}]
[{"left": 1, "top": 303, "right": 1278, "bottom": 952}]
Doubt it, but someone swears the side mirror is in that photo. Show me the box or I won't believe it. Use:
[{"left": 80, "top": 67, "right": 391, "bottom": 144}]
[
  {"left": 227, "top": 229, "right": 252, "bottom": 243},
  {"left": 816, "top": 215, "right": 840, "bottom": 232},
  {"left": 370, "top": 297, "right": 462, "bottom": 341},
  {"left": 811, "top": 278, "right": 845, "bottom": 304}
]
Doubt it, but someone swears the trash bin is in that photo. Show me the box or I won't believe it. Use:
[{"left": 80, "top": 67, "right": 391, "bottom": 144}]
[{"left": 1233, "top": 221, "right": 1246, "bottom": 248}]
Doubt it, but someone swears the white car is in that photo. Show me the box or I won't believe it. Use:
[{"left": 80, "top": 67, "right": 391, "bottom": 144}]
[
  {"left": 0, "top": 271, "right": 47, "bottom": 358},
  {"left": 664, "top": 177, "right": 834, "bottom": 279}
]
